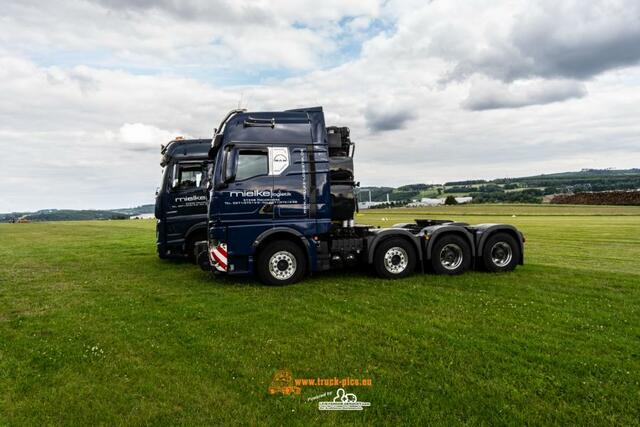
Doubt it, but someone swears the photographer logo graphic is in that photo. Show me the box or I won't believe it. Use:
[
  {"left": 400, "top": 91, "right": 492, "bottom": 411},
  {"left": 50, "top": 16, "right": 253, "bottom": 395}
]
[
  {"left": 318, "top": 388, "right": 371, "bottom": 411},
  {"left": 268, "top": 369, "right": 301, "bottom": 395}
]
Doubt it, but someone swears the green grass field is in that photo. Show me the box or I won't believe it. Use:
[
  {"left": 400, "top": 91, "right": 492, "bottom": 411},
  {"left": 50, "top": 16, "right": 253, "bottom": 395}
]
[{"left": 1, "top": 204, "right": 639, "bottom": 425}]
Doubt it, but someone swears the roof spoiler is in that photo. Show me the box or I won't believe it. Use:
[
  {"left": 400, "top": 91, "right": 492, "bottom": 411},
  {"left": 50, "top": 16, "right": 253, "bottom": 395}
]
[
  {"left": 209, "top": 108, "right": 246, "bottom": 158},
  {"left": 285, "top": 106, "right": 323, "bottom": 113}
]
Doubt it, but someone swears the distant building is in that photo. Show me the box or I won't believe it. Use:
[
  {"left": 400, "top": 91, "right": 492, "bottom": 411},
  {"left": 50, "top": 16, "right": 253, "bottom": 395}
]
[
  {"left": 357, "top": 201, "right": 387, "bottom": 210},
  {"left": 420, "top": 198, "right": 445, "bottom": 206},
  {"left": 130, "top": 213, "right": 155, "bottom": 219},
  {"left": 455, "top": 197, "right": 472, "bottom": 204},
  {"left": 407, "top": 196, "right": 473, "bottom": 207}
]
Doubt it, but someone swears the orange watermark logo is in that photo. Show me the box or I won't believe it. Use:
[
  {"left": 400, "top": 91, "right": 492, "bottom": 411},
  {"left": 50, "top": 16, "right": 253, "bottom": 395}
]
[
  {"left": 268, "top": 369, "right": 302, "bottom": 395},
  {"left": 294, "top": 376, "right": 372, "bottom": 387},
  {"left": 268, "top": 369, "right": 372, "bottom": 396}
]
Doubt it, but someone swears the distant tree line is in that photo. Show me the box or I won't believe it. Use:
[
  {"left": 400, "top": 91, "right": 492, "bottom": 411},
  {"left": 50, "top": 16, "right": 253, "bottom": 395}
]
[
  {"left": 0, "top": 210, "right": 129, "bottom": 223},
  {"left": 369, "top": 201, "right": 409, "bottom": 209},
  {"left": 470, "top": 189, "right": 544, "bottom": 204},
  {"left": 551, "top": 191, "right": 640, "bottom": 206},
  {"left": 352, "top": 170, "right": 640, "bottom": 205},
  {"left": 502, "top": 176, "right": 640, "bottom": 189},
  {"left": 444, "top": 179, "right": 487, "bottom": 186}
]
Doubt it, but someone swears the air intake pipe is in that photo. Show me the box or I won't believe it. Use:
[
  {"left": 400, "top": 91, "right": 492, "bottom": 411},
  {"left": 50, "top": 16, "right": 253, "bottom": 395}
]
[{"left": 327, "top": 126, "right": 356, "bottom": 221}]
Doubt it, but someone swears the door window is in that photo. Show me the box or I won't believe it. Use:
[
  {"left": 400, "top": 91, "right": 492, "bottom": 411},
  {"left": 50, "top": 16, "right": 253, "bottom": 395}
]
[
  {"left": 173, "top": 164, "right": 204, "bottom": 191},
  {"left": 235, "top": 150, "right": 268, "bottom": 181}
]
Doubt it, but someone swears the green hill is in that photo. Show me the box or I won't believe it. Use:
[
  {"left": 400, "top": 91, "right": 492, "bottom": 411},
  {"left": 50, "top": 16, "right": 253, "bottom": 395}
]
[
  {"left": 0, "top": 204, "right": 155, "bottom": 223},
  {"left": 4, "top": 169, "right": 639, "bottom": 221},
  {"left": 360, "top": 168, "right": 640, "bottom": 204}
]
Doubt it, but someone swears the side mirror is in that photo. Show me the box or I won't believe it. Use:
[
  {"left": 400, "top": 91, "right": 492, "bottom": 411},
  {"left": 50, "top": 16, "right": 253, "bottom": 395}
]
[
  {"left": 214, "top": 148, "right": 236, "bottom": 190},
  {"left": 223, "top": 148, "right": 237, "bottom": 184},
  {"left": 171, "top": 164, "right": 178, "bottom": 189},
  {"left": 209, "top": 134, "right": 223, "bottom": 159}
]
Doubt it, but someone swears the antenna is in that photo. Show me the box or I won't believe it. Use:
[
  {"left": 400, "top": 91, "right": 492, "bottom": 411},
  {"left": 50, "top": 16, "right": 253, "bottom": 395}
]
[
  {"left": 237, "top": 92, "right": 244, "bottom": 109},
  {"left": 243, "top": 93, "right": 251, "bottom": 111}
]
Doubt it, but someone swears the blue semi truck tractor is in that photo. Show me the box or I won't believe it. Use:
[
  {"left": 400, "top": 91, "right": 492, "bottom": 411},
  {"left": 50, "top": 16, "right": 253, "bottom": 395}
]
[
  {"left": 190, "top": 106, "right": 524, "bottom": 285},
  {"left": 155, "top": 138, "right": 212, "bottom": 260}
]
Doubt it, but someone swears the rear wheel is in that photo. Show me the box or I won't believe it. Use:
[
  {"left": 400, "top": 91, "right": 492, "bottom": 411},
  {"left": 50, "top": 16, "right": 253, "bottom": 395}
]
[
  {"left": 482, "top": 232, "right": 520, "bottom": 272},
  {"left": 373, "top": 237, "right": 417, "bottom": 279},
  {"left": 257, "top": 241, "right": 307, "bottom": 285},
  {"left": 430, "top": 234, "right": 472, "bottom": 275}
]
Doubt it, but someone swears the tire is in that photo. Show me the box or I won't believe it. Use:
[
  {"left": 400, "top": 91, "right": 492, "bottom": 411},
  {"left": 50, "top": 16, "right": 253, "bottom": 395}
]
[
  {"left": 257, "top": 240, "right": 307, "bottom": 285},
  {"left": 186, "top": 233, "right": 206, "bottom": 263},
  {"left": 430, "top": 234, "right": 472, "bottom": 275},
  {"left": 197, "top": 249, "right": 211, "bottom": 271},
  {"left": 373, "top": 237, "right": 417, "bottom": 279},
  {"left": 481, "top": 232, "right": 520, "bottom": 272}
]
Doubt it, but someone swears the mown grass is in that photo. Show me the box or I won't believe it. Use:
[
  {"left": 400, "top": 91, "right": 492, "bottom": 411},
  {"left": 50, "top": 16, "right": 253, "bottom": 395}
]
[{"left": 1, "top": 204, "right": 639, "bottom": 425}]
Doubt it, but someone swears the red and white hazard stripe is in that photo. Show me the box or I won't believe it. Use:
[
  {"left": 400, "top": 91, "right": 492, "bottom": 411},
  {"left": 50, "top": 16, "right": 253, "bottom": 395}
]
[{"left": 209, "top": 242, "right": 228, "bottom": 272}]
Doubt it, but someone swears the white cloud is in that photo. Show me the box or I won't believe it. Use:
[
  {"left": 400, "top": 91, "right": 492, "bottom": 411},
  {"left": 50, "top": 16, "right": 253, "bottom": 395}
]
[
  {"left": 462, "top": 78, "right": 587, "bottom": 110},
  {"left": 0, "top": 0, "right": 382, "bottom": 71},
  {"left": 1, "top": 0, "right": 639, "bottom": 212},
  {"left": 438, "top": 0, "right": 640, "bottom": 82},
  {"left": 115, "top": 123, "right": 187, "bottom": 147}
]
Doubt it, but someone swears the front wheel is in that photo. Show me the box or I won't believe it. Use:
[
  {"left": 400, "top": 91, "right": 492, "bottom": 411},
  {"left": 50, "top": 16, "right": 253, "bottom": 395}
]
[
  {"left": 373, "top": 237, "right": 417, "bottom": 279},
  {"left": 481, "top": 232, "right": 520, "bottom": 272},
  {"left": 257, "top": 241, "right": 307, "bottom": 285},
  {"left": 430, "top": 234, "right": 472, "bottom": 275}
]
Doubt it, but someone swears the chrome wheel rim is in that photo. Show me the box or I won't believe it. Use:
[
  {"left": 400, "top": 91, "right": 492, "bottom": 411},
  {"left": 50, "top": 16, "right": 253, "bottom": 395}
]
[
  {"left": 440, "top": 243, "right": 463, "bottom": 270},
  {"left": 491, "top": 242, "right": 512, "bottom": 267},
  {"left": 269, "top": 251, "right": 297, "bottom": 280},
  {"left": 384, "top": 247, "right": 408, "bottom": 274}
]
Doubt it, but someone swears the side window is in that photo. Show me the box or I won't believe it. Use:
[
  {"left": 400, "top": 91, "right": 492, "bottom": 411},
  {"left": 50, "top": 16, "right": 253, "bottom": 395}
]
[
  {"left": 173, "top": 164, "right": 204, "bottom": 191},
  {"left": 235, "top": 150, "right": 268, "bottom": 181}
]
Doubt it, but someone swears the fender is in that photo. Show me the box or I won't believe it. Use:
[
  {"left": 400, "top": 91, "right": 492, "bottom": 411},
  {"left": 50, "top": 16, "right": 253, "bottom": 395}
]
[
  {"left": 184, "top": 221, "right": 207, "bottom": 240},
  {"left": 185, "top": 221, "right": 208, "bottom": 242},
  {"left": 474, "top": 224, "right": 524, "bottom": 264},
  {"left": 424, "top": 225, "right": 476, "bottom": 260},
  {"left": 366, "top": 229, "right": 423, "bottom": 264},
  {"left": 252, "top": 227, "right": 313, "bottom": 268}
]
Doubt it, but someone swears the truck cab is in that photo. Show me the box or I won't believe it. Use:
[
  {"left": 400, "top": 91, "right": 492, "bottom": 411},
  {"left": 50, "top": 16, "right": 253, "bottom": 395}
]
[
  {"left": 155, "top": 138, "right": 211, "bottom": 260},
  {"left": 204, "top": 107, "right": 338, "bottom": 277},
  {"left": 199, "top": 107, "right": 524, "bottom": 285}
]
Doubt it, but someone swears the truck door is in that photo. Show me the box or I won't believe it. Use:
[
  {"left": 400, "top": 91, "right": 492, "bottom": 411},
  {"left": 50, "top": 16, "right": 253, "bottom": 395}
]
[
  {"left": 215, "top": 147, "right": 274, "bottom": 263},
  {"left": 165, "top": 161, "right": 208, "bottom": 245},
  {"left": 273, "top": 145, "right": 311, "bottom": 221}
]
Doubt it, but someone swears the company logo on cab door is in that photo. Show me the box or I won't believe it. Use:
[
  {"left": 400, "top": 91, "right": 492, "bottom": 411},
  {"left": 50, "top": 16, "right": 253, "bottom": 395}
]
[
  {"left": 268, "top": 147, "right": 289, "bottom": 175},
  {"left": 227, "top": 190, "right": 292, "bottom": 197},
  {"left": 175, "top": 195, "right": 206, "bottom": 203}
]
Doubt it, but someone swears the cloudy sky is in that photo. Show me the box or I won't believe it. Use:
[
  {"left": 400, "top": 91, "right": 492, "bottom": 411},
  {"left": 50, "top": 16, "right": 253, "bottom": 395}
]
[{"left": 1, "top": 0, "right": 640, "bottom": 211}]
